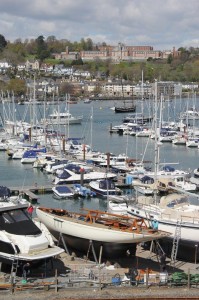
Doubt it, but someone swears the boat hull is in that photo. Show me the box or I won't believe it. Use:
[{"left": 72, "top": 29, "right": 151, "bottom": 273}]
[
  {"left": 115, "top": 106, "right": 136, "bottom": 113},
  {"left": 36, "top": 207, "right": 166, "bottom": 258},
  {"left": 50, "top": 230, "right": 137, "bottom": 258},
  {"left": 128, "top": 210, "right": 199, "bottom": 262}
]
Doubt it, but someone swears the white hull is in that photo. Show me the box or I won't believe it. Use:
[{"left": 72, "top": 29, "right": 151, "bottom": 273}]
[
  {"left": 36, "top": 208, "right": 168, "bottom": 245},
  {"left": 0, "top": 196, "right": 64, "bottom": 265},
  {"left": 134, "top": 185, "right": 154, "bottom": 195},
  {"left": 45, "top": 117, "right": 82, "bottom": 125},
  {"left": 54, "top": 169, "right": 116, "bottom": 184},
  {"left": 128, "top": 207, "right": 199, "bottom": 243}
]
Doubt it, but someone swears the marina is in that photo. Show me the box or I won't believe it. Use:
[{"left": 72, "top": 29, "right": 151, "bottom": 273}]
[{"left": 0, "top": 97, "right": 199, "bottom": 298}]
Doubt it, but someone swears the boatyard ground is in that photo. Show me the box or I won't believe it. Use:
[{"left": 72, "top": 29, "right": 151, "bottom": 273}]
[{"left": 0, "top": 245, "right": 198, "bottom": 299}]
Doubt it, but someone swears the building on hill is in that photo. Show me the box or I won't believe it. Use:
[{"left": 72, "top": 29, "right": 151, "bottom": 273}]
[
  {"left": 25, "top": 59, "right": 40, "bottom": 71},
  {"left": 53, "top": 43, "right": 180, "bottom": 62},
  {"left": 53, "top": 46, "right": 80, "bottom": 61}
]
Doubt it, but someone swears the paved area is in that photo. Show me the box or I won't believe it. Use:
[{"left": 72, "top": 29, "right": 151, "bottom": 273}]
[{"left": 0, "top": 244, "right": 198, "bottom": 299}]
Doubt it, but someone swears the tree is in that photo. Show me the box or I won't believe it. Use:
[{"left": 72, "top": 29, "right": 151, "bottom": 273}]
[
  {"left": 86, "top": 38, "right": 94, "bottom": 50},
  {"left": 0, "top": 34, "right": 7, "bottom": 51},
  {"left": 167, "top": 54, "right": 173, "bottom": 64},
  {"left": 7, "top": 78, "right": 26, "bottom": 96},
  {"left": 36, "top": 35, "right": 50, "bottom": 60},
  {"left": 59, "top": 82, "right": 74, "bottom": 96}
]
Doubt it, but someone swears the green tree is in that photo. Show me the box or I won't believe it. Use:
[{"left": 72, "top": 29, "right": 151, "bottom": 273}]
[
  {"left": 0, "top": 34, "right": 7, "bottom": 52},
  {"left": 7, "top": 78, "right": 26, "bottom": 96},
  {"left": 86, "top": 38, "right": 94, "bottom": 50},
  {"left": 167, "top": 54, "right": 173, "bottom": 64},
  {"left": 36, "top": 35, "right": 50, "bottom": 60}
]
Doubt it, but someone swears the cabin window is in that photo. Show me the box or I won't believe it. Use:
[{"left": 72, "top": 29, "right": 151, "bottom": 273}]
[
  {"left": 2, "top": 209, "right": 29, "bottom": 224},
  {"left": 2, "top": 213, "right": 13, "bottom": 224}
]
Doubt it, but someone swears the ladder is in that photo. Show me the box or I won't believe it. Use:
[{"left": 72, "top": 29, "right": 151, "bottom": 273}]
[
  {"left": 170, "top": 220, "right": 182, "bottom": 267},
  {"left": 10, "top": 257, "right": 19, "bottom": 284}
]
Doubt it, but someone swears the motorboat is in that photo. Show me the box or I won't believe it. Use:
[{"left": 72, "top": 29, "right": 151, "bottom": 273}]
[
  {"left": 52, "top": 185, "right": 74, "bottom": 199},
  {"left": 53, "top": 168, "right": 117, "bottom": 185},
  {"left": 73, "top": 184, "right": 96, "bottom": 198},
  {"left": 136, "top": 128, "right": 154, "bottom": 137},
  {"left": 41, "top": 110, "right": 83, "bottom": 125},
  {"left": 0, "top": 186, "right": 64, "bottom": 265},
  {"left": 99, "top": 154, "right": 128, "bottom": 168},
  {"left": 123, "top": 113, "right": 153, "bottom": 125},
  {"left": 142, "top": 165, "right": 190, "bottom": 180},
  {"left": 132, "top": 176, "right": 155, "bottom": 196},
  {"left": 89, "top": 179, "right": 122, "bottom": 198},
  {"left": 193, "top": 168, "right": 199, "bottom": 178},
  {"left": 186, "top": 138, "right": 199, "bottom": 148},
  {"left": 180, "top": 108, "right": 199, "bottom": 120},
  {"left": 36, "top": 207, "right": 170, "bottom": 258},
  {"left": 83, "top": 98, "right": 92, "bottom": 103},
  {"left": 172, "top": 134, "right": 187, "bottom": 145},
  {"left": 172, "top": 176, "right": 197, "bottom": 192},
  {"left": 21, "top": 148, "right": 47, "bottom": 164},
  {"left": 44, "top": 159, "right": 70, "bottom": 174}
]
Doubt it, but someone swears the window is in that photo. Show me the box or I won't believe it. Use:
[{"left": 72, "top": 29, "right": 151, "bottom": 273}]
[{"left": 3, "top": 209, "right": 29, "bottom": 224}]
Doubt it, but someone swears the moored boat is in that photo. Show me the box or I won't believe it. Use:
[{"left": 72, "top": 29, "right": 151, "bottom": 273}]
[
  {"left": 41, "top": 110, "right": 83, "bottom": 125},
  {"left": 53, "top": 168, "right": 117, "bottom": 185},
  {"left": 89, "top": 179, "right": 122, "bottom": 198},
  {"left": 52, "top": 185, "right": 74, "bottom": 199}
]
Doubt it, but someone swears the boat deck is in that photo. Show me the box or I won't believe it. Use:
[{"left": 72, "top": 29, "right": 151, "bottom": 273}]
[{"left": 39, "top": 207, "right": 169, "bottom": 239}]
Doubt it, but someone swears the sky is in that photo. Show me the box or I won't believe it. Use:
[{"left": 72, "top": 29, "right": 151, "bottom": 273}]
[{"left": 0, "top": 0, "right": 199, "bottom": 51}]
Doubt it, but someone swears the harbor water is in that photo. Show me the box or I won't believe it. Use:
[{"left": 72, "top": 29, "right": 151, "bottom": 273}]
[{"left": 0, "top": 97, "right": 199, "bottom": 212}]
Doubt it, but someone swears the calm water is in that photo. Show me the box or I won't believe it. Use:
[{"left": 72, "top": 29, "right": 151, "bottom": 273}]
[{"left": 0, "top": 97, "right": 199, "bottom": 211}]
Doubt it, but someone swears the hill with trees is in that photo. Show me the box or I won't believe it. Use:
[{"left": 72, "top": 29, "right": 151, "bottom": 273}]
[{"left": 0, "top": 33, "right": 199, "bottom": 84}]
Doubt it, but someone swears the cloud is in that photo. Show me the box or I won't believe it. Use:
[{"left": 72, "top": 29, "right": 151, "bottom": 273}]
[{"left": 0, "top": 0, "right": 199, "bottom": 50}]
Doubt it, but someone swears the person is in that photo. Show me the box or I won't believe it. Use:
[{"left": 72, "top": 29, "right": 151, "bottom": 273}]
[
  {"left": 128, "top": 267, "right": 138, "bottom": 285},
  {"left": 160, "top": 252, "right": 166, "bottom": 272},
  {"left": 27, "top": 204, "right": 34, "bottom": 218},
  {"left": 152, "top": 219, "right": 159, "bottom": 230},
  {"left": 22, "top": 262, "right": 31, "bottom": 280}
]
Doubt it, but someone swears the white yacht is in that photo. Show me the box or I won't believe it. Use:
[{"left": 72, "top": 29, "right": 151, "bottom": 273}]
[
  {"left": 0, "top": 186, "right": 64, "bottom": 265},
  {"left": 89, "top": 179, "right": 122, "bottom": 198},
  {"left": 53, "top": 168, "right": 117, "bottom": 185},
  {"left": 41, "top": 110, "right": 83, "bottom": 125}
]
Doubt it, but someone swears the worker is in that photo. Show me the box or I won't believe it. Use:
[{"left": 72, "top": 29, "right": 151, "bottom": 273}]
[
  {"left": 22, "top": 262, "right": 31, "bottom": 280},
  {"left": 152, "top": 219, "right": 159, "bottom": 230},
  {"left": 160, "top": 252, "right": 167, "bottom": 272}
]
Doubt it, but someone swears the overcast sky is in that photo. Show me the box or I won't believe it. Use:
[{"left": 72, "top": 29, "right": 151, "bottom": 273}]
[{"left": 0, "top": 0, "right": 199, "bottom": 50}]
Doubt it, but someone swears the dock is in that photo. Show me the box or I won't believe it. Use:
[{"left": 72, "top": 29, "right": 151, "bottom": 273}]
[
  {"left": 9, "top": 184, "right": 54, "bottom": 202},
  {"left": 8, "top": 172, "right": 132, "bottom": 203}
]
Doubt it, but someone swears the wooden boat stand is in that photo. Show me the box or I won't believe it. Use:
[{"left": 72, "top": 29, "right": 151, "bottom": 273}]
[
  {"left": 58, "top": 233, "right": 70, "bottom": 255},
  {"left": 58, "top": 232, "right": 102, "bottom": 264},
  {"left": 148, "top": 240, "right": 165, "bottom": 262},
  {"left": 86, "top": 240, "right": 98, "bottom": 263}
]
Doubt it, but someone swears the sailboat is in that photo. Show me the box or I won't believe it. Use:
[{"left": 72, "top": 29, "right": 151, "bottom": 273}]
[
  {"left": 114, "top": 79, "right": 136, "bottom": 113},
  {"left": 108, "top": 81, "right": 199, "bottom": 262}
]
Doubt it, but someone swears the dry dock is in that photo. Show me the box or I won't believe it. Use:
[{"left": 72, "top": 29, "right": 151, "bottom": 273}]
[{"left": 0, "top": 243, "right": 198, "bottom": 299}]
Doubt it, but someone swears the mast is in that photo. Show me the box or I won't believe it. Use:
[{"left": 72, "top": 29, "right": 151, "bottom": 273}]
[
  {"left": 90, "top": 106, "right": 93, "bottom": 151},
  {"left": 154, "top": 80, "right": 159, "bottom": 204}
]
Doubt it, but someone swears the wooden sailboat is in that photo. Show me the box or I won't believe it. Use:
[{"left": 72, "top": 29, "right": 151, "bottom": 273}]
[
  {"left": 114, "top": 79, "right": 136, "bottom": 113},
  {"left": 36, "top": 207, "right": 170, "bottom": 257}
]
